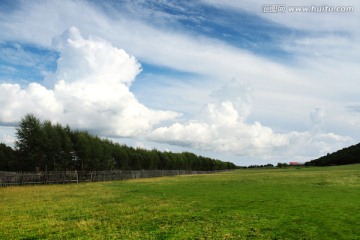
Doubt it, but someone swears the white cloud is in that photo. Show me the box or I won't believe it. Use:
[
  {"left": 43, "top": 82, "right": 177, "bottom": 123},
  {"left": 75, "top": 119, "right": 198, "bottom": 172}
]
[
  {"left": 0, "top": 0, "right": 308, "bottom": 82},
  {"left": 49, "top": 27, "right": 140, "bottom": 87},
  {"left": 0, "top": 126, "right": 16, "bottom": 147},
  {"left": 0, "top": 0, "right": 358, "bottom": 164},
  {"left": 0, "top": 0, "right": 110, "bottom": 47},
  {"left": 0, "top": 27, "right": 179, "bottom": 137},
  {"left": 149, "top": 79, "right": 353, "bottom": 162},
  {"left": 0, "top": 83, "right": 61, "bottom": 123}
]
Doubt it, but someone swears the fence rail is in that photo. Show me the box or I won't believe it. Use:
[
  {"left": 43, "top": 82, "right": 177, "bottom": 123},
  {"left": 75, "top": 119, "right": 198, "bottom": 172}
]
[{"left": 0, "top": 170, "right": 228, "bottom": 187}]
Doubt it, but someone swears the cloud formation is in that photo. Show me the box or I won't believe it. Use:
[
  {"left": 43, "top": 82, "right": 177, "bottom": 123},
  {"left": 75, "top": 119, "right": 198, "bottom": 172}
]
[
  {"left": 0, "top": 27, "right": 179, "bottom": 137},
  {"left": 149, "top": 80, "right": 352, "bottom": 161},
  {"left": 0, "top": 0, "right": 358, "bottom": 164},
  {"left": 0, "top": 27, "right": 353, "bottom": 162}
]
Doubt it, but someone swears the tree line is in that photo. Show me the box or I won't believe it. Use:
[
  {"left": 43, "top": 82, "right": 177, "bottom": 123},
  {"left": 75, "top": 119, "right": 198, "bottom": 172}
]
[
  {"left": 305, "top": 143, "right": 360, "bottom": 166},
  {"left": 0, "top": 114, "right": 237, "bottom": 172}
]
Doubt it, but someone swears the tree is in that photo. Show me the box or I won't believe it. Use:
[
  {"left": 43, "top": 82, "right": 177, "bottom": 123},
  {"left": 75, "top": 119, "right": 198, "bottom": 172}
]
[
  {"left": 12, "top": 113, "right": 238, "bottom": 172},
  {"left": 57, "top": 124, "right": 75, "bottom": 170},
  {"left": 72, "top": 131, "right": 92, "bottom": 171},
  {"left": 42, "top": 120, "right": 61, "bottom": 171},
  {"left": 15, "top": 114, "right": 45, "bottom": 171},
  {"left": 112, "top": 143, "right": 130, "bottom": 170},
  {"left": 0, "top": 143, "right": 17, "bottom": 171},
  {"left": 277, "top": 162, "right": 288, "bottom": 168},
  {"left": 305, "top": 143, "right": 360, "bottom": 166}
]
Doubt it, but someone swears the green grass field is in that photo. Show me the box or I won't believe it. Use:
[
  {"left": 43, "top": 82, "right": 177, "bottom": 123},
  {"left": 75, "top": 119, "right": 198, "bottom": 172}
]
[{"left": 1, "top": 165, "right": 360, "bottom": 239}]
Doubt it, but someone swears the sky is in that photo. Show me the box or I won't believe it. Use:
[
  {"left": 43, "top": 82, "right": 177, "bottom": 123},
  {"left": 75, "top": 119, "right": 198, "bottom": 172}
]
[{"left": 0, "top": 0, "right": 359, "bottom": 166}]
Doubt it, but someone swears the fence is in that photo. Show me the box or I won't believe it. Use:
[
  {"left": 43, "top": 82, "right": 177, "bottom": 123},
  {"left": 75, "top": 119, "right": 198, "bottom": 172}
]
[{"left": 0, "top": 170, "right": 227, "bottom": 187}]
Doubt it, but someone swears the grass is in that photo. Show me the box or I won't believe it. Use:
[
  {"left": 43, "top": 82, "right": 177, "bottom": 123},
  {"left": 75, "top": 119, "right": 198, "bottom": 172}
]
[{"left": 0, "top": 165, "right": 360, "bottom": 239}]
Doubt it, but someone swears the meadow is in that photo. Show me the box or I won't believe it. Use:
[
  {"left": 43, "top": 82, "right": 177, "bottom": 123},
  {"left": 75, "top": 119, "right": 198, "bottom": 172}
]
[{"left": 0, "top": 165, "right": 359, "bottom": 239}]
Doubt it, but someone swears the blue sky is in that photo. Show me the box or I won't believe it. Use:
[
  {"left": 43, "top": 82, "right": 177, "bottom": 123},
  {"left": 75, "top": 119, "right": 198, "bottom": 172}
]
[{"left": 0, "top": 0, "right": 359, "bottom": 165}]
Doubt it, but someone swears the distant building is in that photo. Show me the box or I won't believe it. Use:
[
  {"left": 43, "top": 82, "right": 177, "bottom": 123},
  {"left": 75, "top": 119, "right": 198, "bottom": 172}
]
[{"left": 289, "top": 162, "right": 299, "bottom": 165}]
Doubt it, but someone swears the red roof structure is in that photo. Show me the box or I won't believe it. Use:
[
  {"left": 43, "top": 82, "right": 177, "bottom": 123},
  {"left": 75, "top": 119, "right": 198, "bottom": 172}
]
[{"left": 289, "top": 162, "right": 299, "bottom": 165}]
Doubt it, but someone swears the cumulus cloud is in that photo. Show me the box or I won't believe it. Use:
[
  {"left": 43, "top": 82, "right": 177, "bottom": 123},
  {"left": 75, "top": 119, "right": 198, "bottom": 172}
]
[
  {"left": 0, "top": 0, "right": 357, "bottom": 163},
  {"left": 149, "top": 79, "right": 352, "bottom": 161},
  {"left": 0, "top": 83, "right": 61, "bottom": 122},
  {"left": 0, "top": 27, "right": 179, "bottom": 137},
  {"left": 1, "top": 0, "right": 356, "bottom": 131},
  {"left": 149, "top": 80, "right": 288, "bottom": 156}
]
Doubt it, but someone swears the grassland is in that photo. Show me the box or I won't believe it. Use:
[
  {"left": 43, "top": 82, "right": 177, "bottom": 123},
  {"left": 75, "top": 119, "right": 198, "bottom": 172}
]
[{"left": 0, "top": 165, "right": 359, "bottom": 239}]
